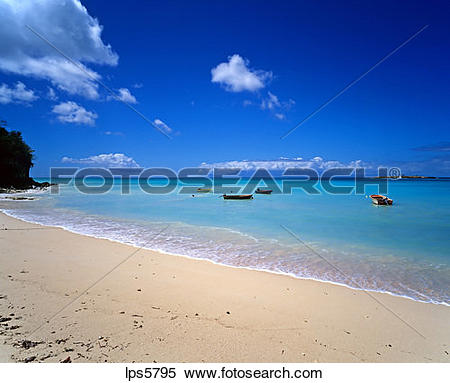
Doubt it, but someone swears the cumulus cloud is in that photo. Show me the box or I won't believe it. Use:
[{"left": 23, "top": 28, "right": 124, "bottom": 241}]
[
  {"left": 202, "top": 153, "right": 450, "bottom": 176},
  {"left": 200, "top": 156, "right": 367, "bottom": 172},
  {"left": 0, "top": 81, "right": 38, "bottom": 104},
  {"left": 0, "top": 0, "right": 118, "bottom": 99},
  {"left": 199, "top": 156, "right": 450, "bottom": 176},
  {"left": 153, "top": 119, "right": 172, "bottom": 134},
  {"left": 52, "top": 101, "right": 97, "bottom": 126},
  {"left": 211, "top": 54, "right": 272, "bottom": 92},
  {"left": 275, "top": 113, "right": 285, "bottom": 120},
  {"left": 107, "top": 88, "right": 137, "bottom": 104},
  {"left": 62, "top": 153, "right": 141, "bottom": 167}
]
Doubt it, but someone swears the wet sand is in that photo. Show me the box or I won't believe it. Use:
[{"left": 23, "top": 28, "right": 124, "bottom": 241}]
[{"left": 0, "top": 212, "right": 449, "bottom": 362}]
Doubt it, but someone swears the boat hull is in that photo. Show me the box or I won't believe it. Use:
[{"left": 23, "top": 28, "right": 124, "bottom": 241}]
[
  {"left": 222, "top": 194, "right": 253, "bottom": 200},
  {"left": 370, "top": 194, "right": 393, "bottom": 205}
]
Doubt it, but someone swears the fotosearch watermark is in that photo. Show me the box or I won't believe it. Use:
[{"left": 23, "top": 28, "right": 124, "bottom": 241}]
[{"left": 49, "top": 166, "right": 401, "bottom": 195}]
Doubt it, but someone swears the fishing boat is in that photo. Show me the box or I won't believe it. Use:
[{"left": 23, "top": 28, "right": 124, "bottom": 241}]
[
  {"left": 255, "top": 188, "right": 272, "bottom": 194},
  {"left": 222, "top": 194, "right": 253, "bottom": 200},
  {"left": 370, "top": 194, "right": 393, "bottom": 205},
  {"left": 197, "top": 188, "right": 212, "bottom": 193}
]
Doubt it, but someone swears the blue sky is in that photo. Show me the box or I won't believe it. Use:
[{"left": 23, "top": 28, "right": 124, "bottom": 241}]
[{"left": 0, "top": 0, "right": 449, "bottom": 176}]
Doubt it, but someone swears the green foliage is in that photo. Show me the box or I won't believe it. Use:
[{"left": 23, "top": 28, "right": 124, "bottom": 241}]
[{"left": 0, "top": 121, "right": 35, "bottom": 188}]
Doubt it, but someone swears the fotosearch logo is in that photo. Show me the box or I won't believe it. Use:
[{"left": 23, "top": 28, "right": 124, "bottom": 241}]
[{"left": 49, "top": 166, "right": 399, "bottom": 195}]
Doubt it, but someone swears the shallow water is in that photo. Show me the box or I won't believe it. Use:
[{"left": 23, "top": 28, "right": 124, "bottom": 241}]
[{"left": 1, "top": 178, "right": 449, "bottom": 305}]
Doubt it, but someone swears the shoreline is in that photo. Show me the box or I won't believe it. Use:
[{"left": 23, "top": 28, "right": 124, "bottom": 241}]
[
  {"left": 1, "top": 209, "right": 448, "bottom": 308},
  {"left": 0, "top": 211, "right": 449, "bottom": 362}
]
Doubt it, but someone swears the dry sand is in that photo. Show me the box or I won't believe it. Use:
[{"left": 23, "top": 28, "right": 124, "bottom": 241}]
[{"left": 0, "top": 211, "right": 449, "bottom": 363}]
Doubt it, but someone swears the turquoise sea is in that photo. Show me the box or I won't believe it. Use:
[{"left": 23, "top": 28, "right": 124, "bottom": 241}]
[{"left": 1, "top": 178, "right": 449, "bottom": 305}]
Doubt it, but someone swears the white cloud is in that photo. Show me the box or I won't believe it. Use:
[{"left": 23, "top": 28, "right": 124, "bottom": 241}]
[
  {"left": 107, "top": 88, "right": 137, "bottom": 104},
  {"left": 0, "top": 0, "right": 118, "bottom": 99},
  {"left": 0, "top": 81, "right": 38, "bottom": 104},
  {"left": 260, "top": 92, "right": 295, "bottom": 115},
  {"left": 52, "top": 101, "right": 97, "bottom": 126},
  {"left": 200, "top": 156, "right": 367, "bottom": 171},
  {"left": 133, "top": 83, "right": 143, "bottom": 89},
  {"left": 261, "top": 91, "right": 280, "bottom": 110},
  {"left": 243, "top": 91, "right": 294, "bottom": 119},
  {"left": 62, "top": 153, "right": 140, "bottom": 167},
  {"left": 211, "top": 54, "right": 272, "bottom": 92},
  {"left": 104, "top": 131, "right": 124, "bottom": 136},
  {"left": 153, "top": 119, "right": 172, "bottom": 133},
  {"left": 199, "top": 156, "right": 450, "bottom": 176},
  {"left": 47, "top": 86, "right": 58, "bottom": 101}
]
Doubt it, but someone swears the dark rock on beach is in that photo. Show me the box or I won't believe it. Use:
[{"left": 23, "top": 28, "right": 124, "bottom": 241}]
[
  {"left": 18, "top": 340, "right": 42, "bottom": 349},
  {"left": 23, "top": 356, "right": 36, "bottom": 363}
]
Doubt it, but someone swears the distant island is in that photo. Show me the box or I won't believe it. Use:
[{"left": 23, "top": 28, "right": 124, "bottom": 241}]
[
  {"left": 0, "top": 121, "right": 51, "bottom": 190},
  {"left": 373, "top": 175, "right": 438, "bottom": 179}
]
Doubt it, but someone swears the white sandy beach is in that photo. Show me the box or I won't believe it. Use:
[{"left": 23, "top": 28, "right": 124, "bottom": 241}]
[{"left": 0, "top": 211, "right": 449, "bottom": 363}]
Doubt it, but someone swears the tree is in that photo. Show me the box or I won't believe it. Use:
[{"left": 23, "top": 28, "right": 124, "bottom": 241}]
[{"left": 0, "top": 120, "right": 36, "bottom": 189}]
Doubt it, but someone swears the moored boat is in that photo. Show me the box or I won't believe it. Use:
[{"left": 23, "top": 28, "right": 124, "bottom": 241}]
[
  {"left": 255, "top": 188, "right": 273, "bottom": 194},
  {"left": 222, "top": 194, "right": 253, "bottom": 200},
  {"left": 197, "top": 188, "right": 212, "bottom": 193},
  {"left": 370, "top": 194, "right": 393, "bottom": 205}
]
